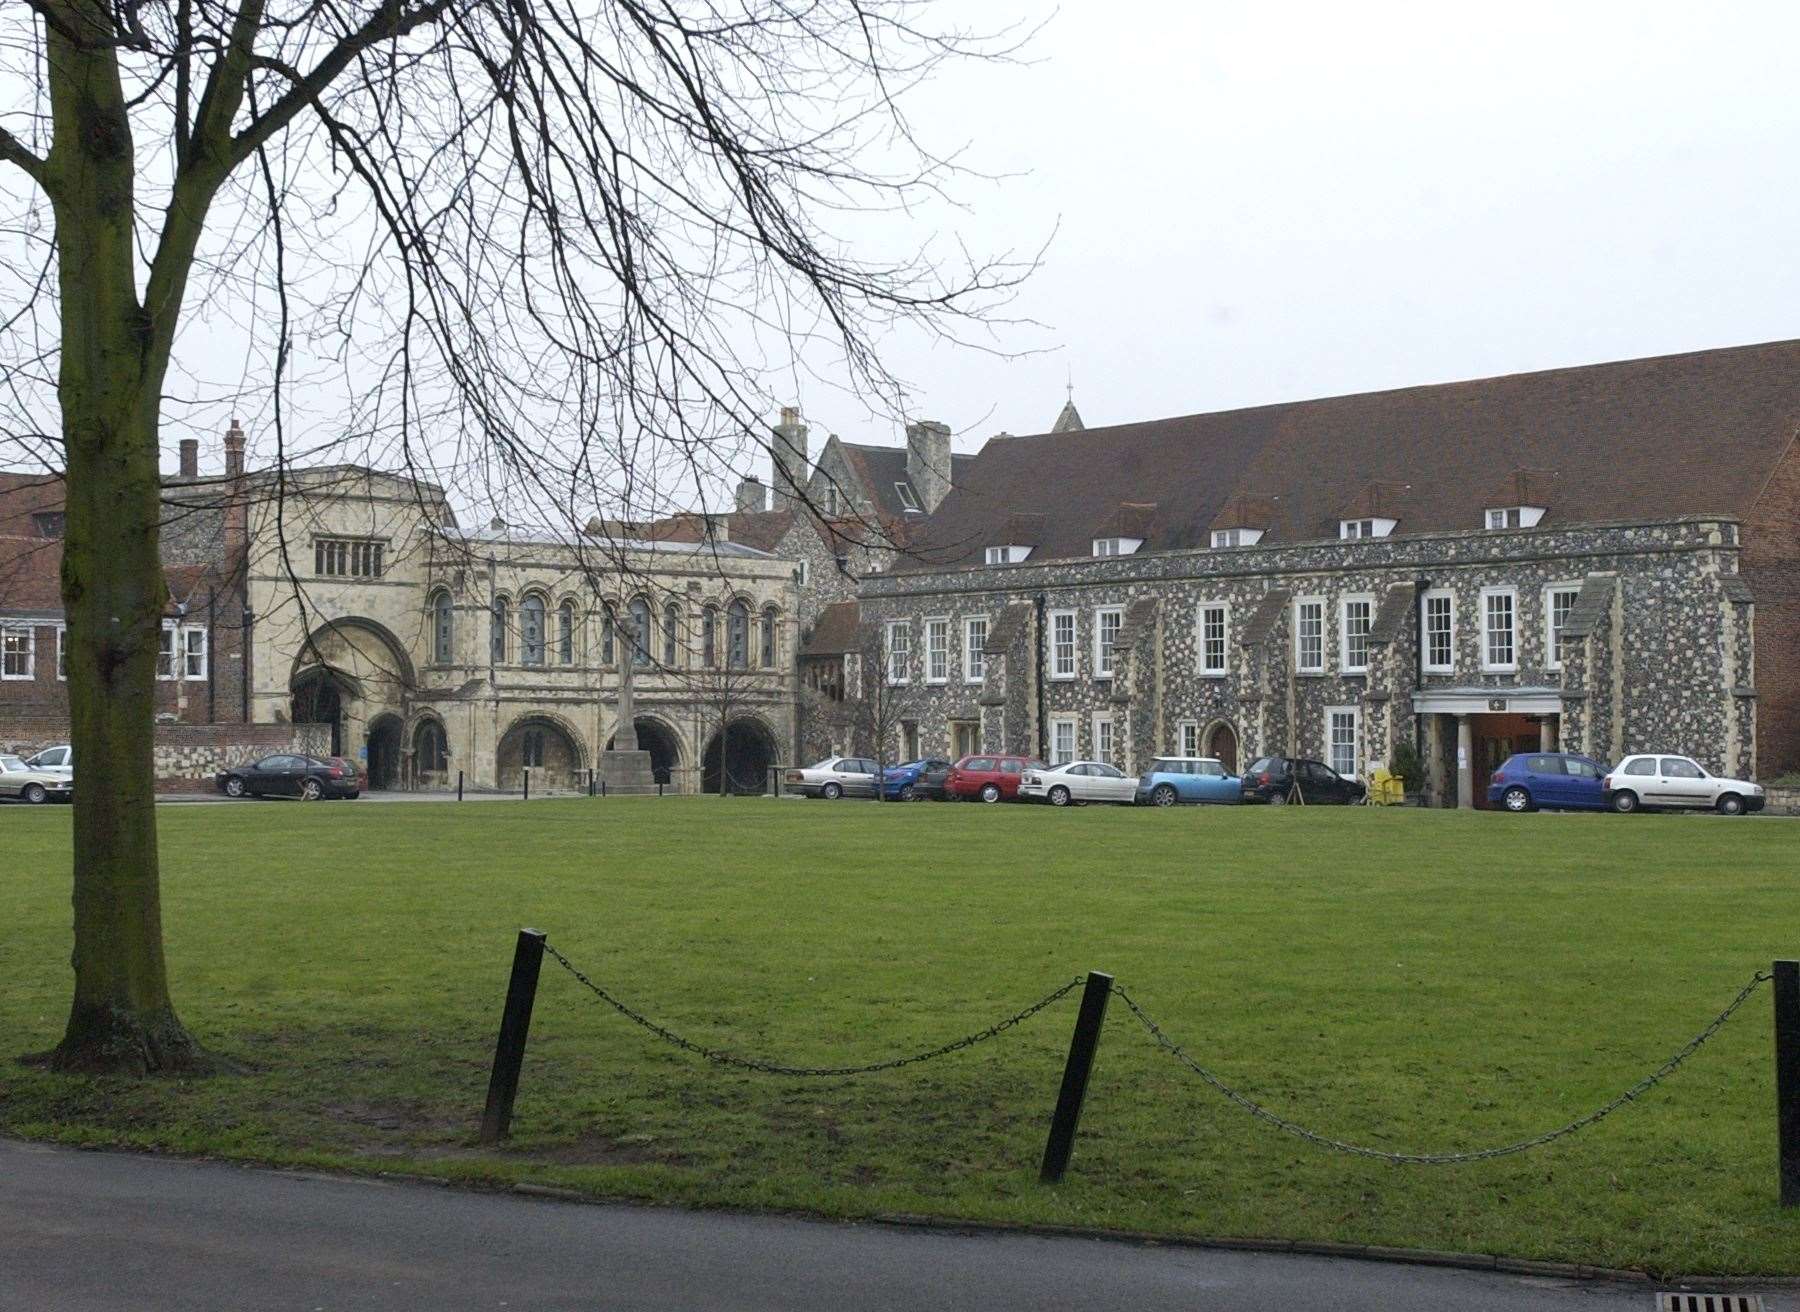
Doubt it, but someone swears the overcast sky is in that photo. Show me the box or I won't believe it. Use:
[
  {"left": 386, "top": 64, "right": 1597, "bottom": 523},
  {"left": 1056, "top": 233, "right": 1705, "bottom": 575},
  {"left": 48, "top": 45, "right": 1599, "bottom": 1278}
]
[{"left": 834, "top": 0, "right": 1800, "bottom": 456}]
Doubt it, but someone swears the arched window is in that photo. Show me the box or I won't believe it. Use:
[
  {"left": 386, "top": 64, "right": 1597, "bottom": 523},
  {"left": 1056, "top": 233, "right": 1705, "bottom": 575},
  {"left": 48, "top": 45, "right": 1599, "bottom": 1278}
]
[
  {"left": 415, "top": 720, "right": 448, "bottom": 774},
  {"left": 629, "top": 597, "right": 652, "bottom": 667},
  {"left": 558, "top": 601, "right": 576, "bottom": 665},
  {"left": 760, "top": 605, "right": 778, "bottom": 667},
  {"left": 702, "top": 606, "right": 718, "bottom": 668},
  {"left": 520, "top": 594, "right": 546, "bottom": 666},
  {"left": 431, "top": 590, "right": 453, "bottom": 664},
  {"left": 727, "top": 600, "right": 749, "bottom": 669},
  {"left": 601, "top": 607, "right": 616, "bottom": 665},
  {"left": 490, "top": 595, "right": 510, "bottom": 664},
  {"left": 663, "top": 602, "right": 679, "bottom": 666}
]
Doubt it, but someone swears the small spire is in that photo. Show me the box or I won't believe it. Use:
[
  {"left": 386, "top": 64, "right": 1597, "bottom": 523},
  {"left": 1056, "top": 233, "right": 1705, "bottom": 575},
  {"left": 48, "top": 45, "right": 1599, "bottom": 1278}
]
[{"left": 1051, "top": 376, "right": 1085, "bottom": 434}]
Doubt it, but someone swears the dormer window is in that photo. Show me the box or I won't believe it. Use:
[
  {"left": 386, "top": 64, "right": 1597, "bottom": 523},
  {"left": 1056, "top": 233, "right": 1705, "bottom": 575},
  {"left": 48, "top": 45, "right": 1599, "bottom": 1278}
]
[
  {"left": 894, "top": 482, "right": 921, "bottom": 513},
  {"left": 1211, "top": 527, "right": 1263, "bottom": 548},
  {"left": 985, "top": 545, "right": 1032, "bottom": 565},
  {"left": 1091, "top": 537, "right": 1142, "bottom": 557},
  {"left": 1484, "top": 506, "right": 1545, "bottom": 529},
  {"left": 1339, "top": 518, "right": 1395, "bottom": 540}
]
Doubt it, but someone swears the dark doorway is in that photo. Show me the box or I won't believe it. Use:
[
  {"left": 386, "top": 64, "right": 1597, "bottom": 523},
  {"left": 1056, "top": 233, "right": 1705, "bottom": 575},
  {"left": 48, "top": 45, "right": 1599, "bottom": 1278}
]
[
  {"left": 607, "top": 716, "right": 680, "bottom": 786},
  {"left": 291, "top": 672, "right": 344, "bottom": 755},
  {"left": 1204, "top": 721, "right": 1239, "bottom": 774},
  {"left": 414, "top": 719, "right": 449, "bottom": 788},
  {"left": 702, "top": 718, "right": 778, "bottom": 795},
  {"left": 367, "top": 715, "right": 403, "bottom": 790},
  {"left": 1472, "top": 712, "right": 1539, "bottom": 809}
]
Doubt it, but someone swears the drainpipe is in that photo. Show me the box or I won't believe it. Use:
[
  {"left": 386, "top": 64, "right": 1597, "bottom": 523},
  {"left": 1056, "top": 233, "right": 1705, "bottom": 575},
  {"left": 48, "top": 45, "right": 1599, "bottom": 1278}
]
[
  {"left": 241, "top": 607, "right": 254, "bottom": 723},
  {"left": 206, "top": 587, "right": 216, "bottom": 723},
  {"left": 1033, "top": 592, "right": 1048, "bottom": 761},
  {"left": 1413, "top": 577, "right": 1431, "bottom": 802}
]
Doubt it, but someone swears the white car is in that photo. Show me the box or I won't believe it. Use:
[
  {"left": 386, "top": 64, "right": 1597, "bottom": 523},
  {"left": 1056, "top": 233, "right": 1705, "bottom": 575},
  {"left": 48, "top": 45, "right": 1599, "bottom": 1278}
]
[
  {"left": 1018, "top": 760, "right": 1139, "bottom": 806},
  {"left": 783, "top": 756, "right": 882, "bottom": 800},
  {"left": 1603, "top": 754, "right": 1765, "bottom": 815},
  {"left": 0, "top": 753, "right": 73, "bottom": 804},
  {"left": 25, "top": 744, "right": 72, "bottom": 778}
]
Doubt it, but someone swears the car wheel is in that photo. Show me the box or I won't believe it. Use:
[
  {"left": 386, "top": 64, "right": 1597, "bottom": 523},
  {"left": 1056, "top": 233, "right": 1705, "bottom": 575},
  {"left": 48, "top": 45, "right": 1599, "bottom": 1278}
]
[
  {"left": 23, "top": 783, "right": 47, "bottom": 805},
  {"left": 1267, "top": 791, "right": 1287, "bottom": 806},
  {"left": 822, "top": 782, "right": 843, "bottom": 801},
  {"left": 223, "top": 776, "right": 246, "bottom": 798},
  {"left": 899, "top": 784, "right": 917, "bottom": 802},
  {"left": 1716, "top": 793, "right": 1745, "bottom": 816},
  {"left": 1502, "top": 786, "right": 1532, "bottom": 813},
  {"left": 299, "top": 778, "right": 324, "bottom": 801},
  {"left": 979, "top": 783, "right": 1002, "bottom": 804},
  {"left": 1152, "top": 784, "right": 1178, "bottom": 807},
  {"left": 1048, "top": 785, "right": 1072, "bottom": 807},
  {"left": 1611, "top": 790, "right": 1638, "bottom": 814}
]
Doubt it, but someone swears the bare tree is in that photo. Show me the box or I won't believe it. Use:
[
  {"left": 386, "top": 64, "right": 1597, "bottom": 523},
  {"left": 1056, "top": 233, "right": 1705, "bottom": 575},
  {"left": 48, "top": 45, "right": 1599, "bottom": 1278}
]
[
  {"left": 847, "top": 618, "right": 926, "bottom": 797},
  {"left": 0, "top": 0, "right": 1033, "bottom": 1072}
]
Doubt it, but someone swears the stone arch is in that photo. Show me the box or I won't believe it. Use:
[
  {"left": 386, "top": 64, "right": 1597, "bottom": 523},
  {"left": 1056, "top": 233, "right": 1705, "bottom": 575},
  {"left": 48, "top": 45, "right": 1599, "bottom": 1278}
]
[
  {"left": 1201, "top": 718, "right": 1240, "bottom": 774},
  {"left": 410, "top": 712, "right": 450, "bottom": 788},
  {"left": 366, "top": 713, "right": 404, "bottom": 790},
  {"left": 607, "top": 713, "right": 684, "bottom": 786},
  {"left": 702, "top": 713, "right": 779, "bottom": 795},
  {"left": 290, "top": 615, "right": 418, "bottom": 692},
  {"left": 496, "top": 712, "right": 587, "bottom": 792}
]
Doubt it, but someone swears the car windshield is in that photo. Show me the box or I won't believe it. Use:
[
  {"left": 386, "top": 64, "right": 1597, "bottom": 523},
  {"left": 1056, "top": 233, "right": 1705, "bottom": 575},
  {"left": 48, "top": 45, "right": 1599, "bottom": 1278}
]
[
  {"left": 0, "top": 755, "right": 23, "bottom": 771},
  {"left": 806, "top": 759, "right": 838, "bottom": 770}
]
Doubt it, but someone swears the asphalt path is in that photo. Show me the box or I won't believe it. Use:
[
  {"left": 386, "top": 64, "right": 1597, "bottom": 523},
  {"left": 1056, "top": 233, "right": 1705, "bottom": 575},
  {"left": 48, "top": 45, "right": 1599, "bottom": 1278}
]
[{"left": 7, "top": 1138, "right": 1772, "bottom": 1311}]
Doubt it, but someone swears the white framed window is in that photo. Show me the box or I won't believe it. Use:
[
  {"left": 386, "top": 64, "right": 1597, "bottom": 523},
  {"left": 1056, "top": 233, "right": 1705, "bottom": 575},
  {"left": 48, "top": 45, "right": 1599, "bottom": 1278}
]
[
  {"left": 1048, "top": 609, "right": 1076, "bottom": 680},
  {"left": 1091, "top": 537, "right": 1143, "bottom": 557},
  {"left": 895, "top": 482, "right": 921, "bottom": 512},
  {"left": 1481, "top": 587, "right": 1517, "bottom": 672},
  {"left": 885, "top": 620, "right": 911, "bottom": 684},
  {"left": 182, "top": 626, "right": 208, "bottom": 680},
  {"left": 964, "top": 616, "right": 988, "bottom": 683},
  {"left": 1485, "top": 505, "right": 1545, "bottom": 529},
  {"left": 1340, "top": 594, "right": 1374, "bottom": 674},
  {"left": 1293, "top": 597, "right": 1325, "bottom": 673},
  {"left": 1421, "top": 589, "right": 1455, "bottom": 674},
  {"left": 1091, "top": 711, "right": 1115, "bottom": 765},
  {"left": 1326, "top": 705, "right": 1360, "bottom": 778},
  {"left": 1, "top": 624, "right": 33, "bottom": 680},
  {"left": 1339, "top": 517, "right": 1396, "bottom": 540},
  {"left": 1176, "top": 719, "right": 1200, "bottom": 757},
  {"left": 986, "top": 544, "right": 1032, "bottom": 565},
  {"left": 1198, "top": 602, "right": 1229, "bottom": 676},
  {"left": 925, "top": 617, "right": 950, "bottom": 683},
  {"left": 1544, "top": 583, "right": 1581, "bottom": 671},
  {"left": 1094, "top": 605, "right": 1124, "bottom": 678},
  {"left": 56, "top": 625, "right": 67, "bottom": 680},
  {"left": 1050, "top": 716, "right": 1077, "bottom": 766},
  {"left": 1211, "top": 527, "right": 1263, "bottom": 548},
  {"left": 157, "top": 620, "right": 178, "bottom": 679}
]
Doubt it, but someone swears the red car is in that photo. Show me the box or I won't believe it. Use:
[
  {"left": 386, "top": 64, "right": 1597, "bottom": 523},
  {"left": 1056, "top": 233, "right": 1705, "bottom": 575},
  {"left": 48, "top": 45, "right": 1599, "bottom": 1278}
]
[{"left": 945, "top": 754, "right": 1046, "bottom": 803}]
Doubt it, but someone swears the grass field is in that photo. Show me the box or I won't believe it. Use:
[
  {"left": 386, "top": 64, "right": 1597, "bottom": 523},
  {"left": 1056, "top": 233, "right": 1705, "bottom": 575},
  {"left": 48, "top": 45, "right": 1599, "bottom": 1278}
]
[{"left": 2, "top": 797, "right": 1797, "bottom": 1274}]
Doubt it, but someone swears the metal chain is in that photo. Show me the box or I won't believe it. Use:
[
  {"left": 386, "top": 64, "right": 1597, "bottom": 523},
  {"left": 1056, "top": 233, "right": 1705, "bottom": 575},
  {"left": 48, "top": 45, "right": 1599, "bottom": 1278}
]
[
  {"left": 1111, "top": 971, "right": 1772, "bottom": 1165},
  {"left": 542, "top": 941, "right": 1082, "bottom": 1077}
]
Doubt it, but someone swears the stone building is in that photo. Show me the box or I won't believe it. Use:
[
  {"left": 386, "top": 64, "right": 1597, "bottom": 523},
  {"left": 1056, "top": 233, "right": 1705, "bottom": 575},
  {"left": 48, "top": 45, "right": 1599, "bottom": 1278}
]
[{"left": 857, "top": 340, "right": 1800, "bottom": 806}]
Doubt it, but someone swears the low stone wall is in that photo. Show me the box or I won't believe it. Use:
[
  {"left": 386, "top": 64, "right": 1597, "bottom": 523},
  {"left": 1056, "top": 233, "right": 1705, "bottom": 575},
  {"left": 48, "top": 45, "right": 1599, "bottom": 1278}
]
[
  {"left": 0, "top": 720, "right": 330, "bottom": 793},
  {"left": 1764, "top": 786, "right": 1800, "bottom": 816}
]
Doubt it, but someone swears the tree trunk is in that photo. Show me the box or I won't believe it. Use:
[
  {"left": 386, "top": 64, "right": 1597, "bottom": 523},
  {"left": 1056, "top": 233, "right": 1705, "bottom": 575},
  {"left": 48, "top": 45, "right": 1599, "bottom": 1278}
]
[{"left": 44, "top": 5, "right": 201, "bottom": 1074}]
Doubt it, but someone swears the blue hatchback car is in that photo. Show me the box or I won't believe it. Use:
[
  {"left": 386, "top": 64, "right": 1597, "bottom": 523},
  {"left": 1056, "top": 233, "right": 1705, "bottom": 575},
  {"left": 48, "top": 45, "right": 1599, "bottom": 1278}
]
[
  {"left": 1135, "top": 756, "right": 1241, "bottom": 806},
  {"left": 1487, "top": 752, "right": 1610, "bottom": 812}
]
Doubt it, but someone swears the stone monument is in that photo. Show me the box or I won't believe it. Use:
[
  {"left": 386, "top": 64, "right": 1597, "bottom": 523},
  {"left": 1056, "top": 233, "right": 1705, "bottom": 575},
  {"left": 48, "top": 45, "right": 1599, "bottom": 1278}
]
[{"left": 596, "top": 617, "right": 658, "bottom": 794}]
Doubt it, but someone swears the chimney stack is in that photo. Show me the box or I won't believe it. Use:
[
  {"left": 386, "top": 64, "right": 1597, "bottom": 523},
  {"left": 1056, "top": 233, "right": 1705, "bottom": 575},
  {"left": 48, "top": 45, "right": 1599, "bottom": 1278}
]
[
  {"left": 179, "top": 438, "right": 199, "bottom": 479},
  {"left": 904, "top": 419, "right": 952, "bottom": 514},
  {"left": 770, "top": 406, "right": 810, "bottom": 509},
  {"left": 735, "top": 473, "right": 767, "bottom": 513},
  {"left": 223, "top": 418, "right": 246, "bottom": 479}
]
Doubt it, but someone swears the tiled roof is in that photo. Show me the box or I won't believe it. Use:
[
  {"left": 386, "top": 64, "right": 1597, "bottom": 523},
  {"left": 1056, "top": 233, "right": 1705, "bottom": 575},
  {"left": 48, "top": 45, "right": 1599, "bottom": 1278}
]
[
  {"left": 838, "top": 442, "right": 976, "bottom": 521},
  {"left": 800, "top": 600, "right": 861, "bottom": 656},
  {"left": 900, "top": 339, "right": 1800, "bottom": 570}
]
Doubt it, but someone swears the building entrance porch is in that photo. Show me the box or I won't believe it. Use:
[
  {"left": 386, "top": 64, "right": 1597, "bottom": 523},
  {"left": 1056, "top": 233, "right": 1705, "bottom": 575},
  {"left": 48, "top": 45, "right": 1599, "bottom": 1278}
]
[{"left": 1413, "top": 689, "right": 1562, "bottom": 809}]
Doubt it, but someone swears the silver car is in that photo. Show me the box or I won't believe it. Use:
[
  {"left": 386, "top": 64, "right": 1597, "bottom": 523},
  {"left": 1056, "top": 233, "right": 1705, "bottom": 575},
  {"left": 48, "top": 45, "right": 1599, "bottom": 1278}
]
[
  {"left": 0, "top": 753, "right": 73, "bottom": 804},
  {"left": 783, "top": 756, "right": 882, "bottom": 800},
  {"left": 1018, "top": 760, "right": 1139, "bottom": 806},
  {"left": 24, "top": 744, "right": 73, "bottom": 778},
  {"left": 1604, "top": 754, "right": 1766, "bottom": 815}
]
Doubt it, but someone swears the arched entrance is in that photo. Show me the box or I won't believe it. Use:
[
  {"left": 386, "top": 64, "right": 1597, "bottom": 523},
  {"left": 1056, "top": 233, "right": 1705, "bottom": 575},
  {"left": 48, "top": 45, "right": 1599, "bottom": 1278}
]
[
  {"left": 607, "top": 716, "right": 681, "bottom": 786},
  {"left": 413, "top": 718, "right": 449, "bottom": 789},
  {"left": 496, "top": 715, "right": 584, "bottom": 791},
  {"left": 1203, "top": 720, "right": 1239, "bottom": 773},
  {"left": 702, "top": 717, "right": 778, "bottom": 795},
  {"left": 366, "top": 714, "right": 403, "bottom": 790},
  {"left": 291, "top": 670, "right": 345, "bottom": 755}
]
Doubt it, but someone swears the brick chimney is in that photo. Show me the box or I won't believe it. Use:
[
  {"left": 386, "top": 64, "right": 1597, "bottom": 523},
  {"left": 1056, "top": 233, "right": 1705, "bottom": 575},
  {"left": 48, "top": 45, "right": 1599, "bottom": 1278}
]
[
  {"left": 905, "top": 419, "right": 952, "bottom": 514},
  {"left": 179, "top": 438, "right": 199, "bottom": 479},
  {"left": 770, "top": 406, "right": 810, "bottom": 509},
  {"left": 223, "top": 418, "right": 246, "bottom": 479},
  {"left": 735, "top": 474, "right": 767, "bottom": 513}
]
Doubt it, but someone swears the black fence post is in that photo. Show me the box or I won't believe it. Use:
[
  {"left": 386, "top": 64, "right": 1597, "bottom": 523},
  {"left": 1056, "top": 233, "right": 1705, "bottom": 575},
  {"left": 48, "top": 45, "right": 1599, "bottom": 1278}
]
[
  {"left": 522, "top": 768, "right": 530, "bottom": 802},
  {"left": 588, "top": 769, "right": 595, "bottom": 797},
  {"left": 1777, "top": 958, "right": 1799, "bottom": 1208},
  {"left": 456, "top": 769, "right": 464, "bottom": 802},
  {"left": 601, "top": 778, "right": 607, "bottom": 798},
  {"left": 480, "top": 929, "right": 548, "bottom": 1145},
  {"left": 1040, "top": 970, "right": 1114, "bottom": 1184},
  {"left": 657, "top": 781, "right": 664, "bottom": 797}
]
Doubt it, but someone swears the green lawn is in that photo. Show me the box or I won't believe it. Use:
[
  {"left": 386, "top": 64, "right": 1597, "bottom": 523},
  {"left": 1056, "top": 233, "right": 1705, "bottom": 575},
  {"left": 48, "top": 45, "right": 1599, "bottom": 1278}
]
[{"left": 3, "top": 798, "right": 1797, "bottom": 1274}]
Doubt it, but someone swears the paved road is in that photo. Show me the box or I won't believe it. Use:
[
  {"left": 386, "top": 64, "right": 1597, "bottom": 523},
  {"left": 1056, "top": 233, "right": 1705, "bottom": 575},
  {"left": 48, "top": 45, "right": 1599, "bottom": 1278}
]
[{"left": 7, "top": 1139, "right": 1764, "bottom": 1312}]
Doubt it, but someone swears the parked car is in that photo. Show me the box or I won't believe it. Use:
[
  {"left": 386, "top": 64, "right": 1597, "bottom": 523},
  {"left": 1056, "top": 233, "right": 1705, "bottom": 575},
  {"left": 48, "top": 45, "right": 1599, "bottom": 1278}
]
[
  {"left": 1487, "top": 752, "right": 1610, "bottom": 812},
  {"left": 215, "top": 754, "right": 362, "bottom": 800},
  {"left": 1019, "top": 760, "right": 1138, "bottom": 806},
  {"left": 1603, "top": 754, "right": 1766, "bottom": 815},
  {"left": 24, "top": 743, "right": 73, "bottom": 778},
  {"left": 945, "top": 754, "right": 1045, "bottom": 803},
  {"left": 1240, "top": 756, "right": 1366, "bottom": 805},
  {"left": 882, "top": 757, "right": 953, "bottom": 801},
  {"left": 1137, "top": 757, "right": 1241, "bottom": 807},
  {"left": 784, "top": 756, "right": 882, "bottom": 799},
  {"left": 325, "top": 756, "right": 370, "bottom": 791},
  {"left": 0, "top": 753, "right": 73, "bottom": 804}
]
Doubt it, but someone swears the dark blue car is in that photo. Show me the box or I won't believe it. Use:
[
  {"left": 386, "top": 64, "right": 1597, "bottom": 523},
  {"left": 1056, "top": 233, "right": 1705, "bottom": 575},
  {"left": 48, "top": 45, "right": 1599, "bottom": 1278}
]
[
  {"left": 881, "top": 757, "right": 953, "bottom": 801},
  {"left": 1487, "top": 752, "right": 1610, "bottom": 812}
]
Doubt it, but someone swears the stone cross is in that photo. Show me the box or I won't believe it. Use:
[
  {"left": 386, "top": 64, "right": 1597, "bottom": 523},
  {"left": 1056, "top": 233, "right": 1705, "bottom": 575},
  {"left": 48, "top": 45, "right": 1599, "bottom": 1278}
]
[{"left": 613, "top": 613, "right": 639, "bottom": 752}]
